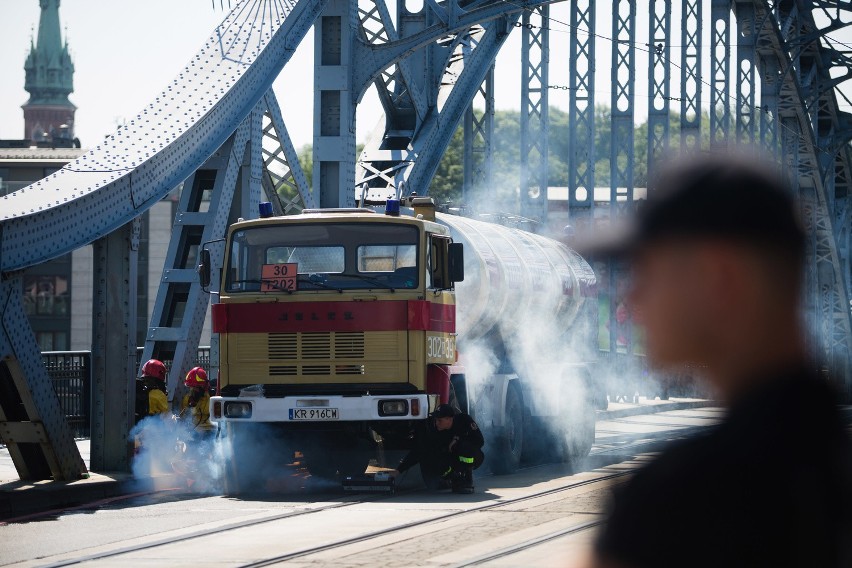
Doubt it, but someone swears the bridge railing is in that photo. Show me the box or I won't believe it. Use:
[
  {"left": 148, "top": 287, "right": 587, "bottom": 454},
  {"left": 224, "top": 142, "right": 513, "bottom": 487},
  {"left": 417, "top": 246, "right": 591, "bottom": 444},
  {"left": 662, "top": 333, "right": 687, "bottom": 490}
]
[
  {"left": 42, "top": 351, "right": 91, "bottom": 439},
  {"left": 42, "top": 347, "right": 212, "bottom": 439}
]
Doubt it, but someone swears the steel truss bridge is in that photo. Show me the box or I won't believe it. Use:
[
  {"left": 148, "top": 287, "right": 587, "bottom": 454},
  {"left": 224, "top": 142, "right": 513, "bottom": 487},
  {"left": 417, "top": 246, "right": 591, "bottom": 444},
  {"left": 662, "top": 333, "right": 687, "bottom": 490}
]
[{"left": 0, "top": 0, "right": 849, "bottom": 480}]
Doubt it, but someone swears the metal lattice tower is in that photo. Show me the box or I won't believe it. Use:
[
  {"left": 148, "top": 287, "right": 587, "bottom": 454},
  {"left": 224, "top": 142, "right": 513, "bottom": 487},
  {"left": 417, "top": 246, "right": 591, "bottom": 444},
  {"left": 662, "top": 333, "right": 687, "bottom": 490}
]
[
  {"left": 680, "top": 0, "right": 703, "bottom": 151},
  {"left": 567, "top": 0, "right": 596, "bottom": 221},
  {"left": 610, "top": 0, "right": 636, "bottom": 217},
  {"left": 519, "top": 5, "right": 549, "bottom": 223},
  {"left": 463, "top": 66, "right": 495, "bottom": 204},
  {"left": 647, "top": 0, "right": 672, "bottom": 184}
]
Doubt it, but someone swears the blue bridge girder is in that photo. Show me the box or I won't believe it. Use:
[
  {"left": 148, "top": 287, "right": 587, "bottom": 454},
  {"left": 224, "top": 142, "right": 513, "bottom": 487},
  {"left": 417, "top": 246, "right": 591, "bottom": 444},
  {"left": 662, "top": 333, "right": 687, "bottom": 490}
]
[{"left": 0, "top": 0, "right": 849, "bottom": 480}]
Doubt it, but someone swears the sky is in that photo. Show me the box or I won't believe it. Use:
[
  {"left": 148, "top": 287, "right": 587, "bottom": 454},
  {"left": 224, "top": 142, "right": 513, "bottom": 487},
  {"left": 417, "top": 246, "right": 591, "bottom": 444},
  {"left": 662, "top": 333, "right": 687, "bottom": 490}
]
[{"left": 0, "top": 0, "right": 849, "bottom": 150}]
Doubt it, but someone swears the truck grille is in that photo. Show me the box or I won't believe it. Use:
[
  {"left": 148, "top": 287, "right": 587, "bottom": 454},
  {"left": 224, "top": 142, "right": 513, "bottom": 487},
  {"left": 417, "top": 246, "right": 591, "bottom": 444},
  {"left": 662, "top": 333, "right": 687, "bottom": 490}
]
[
  {"left": 267, "top": 332, "right": 366, "bottom": 377},
  {"left": 235, "top": 331, "right": 405, "bottom": 382},
  {"left": 268, "top": 334, "right": 297, "bottom": 359},
  {"left": 301, "top": 334, "right": 331, "bottom": 359}
]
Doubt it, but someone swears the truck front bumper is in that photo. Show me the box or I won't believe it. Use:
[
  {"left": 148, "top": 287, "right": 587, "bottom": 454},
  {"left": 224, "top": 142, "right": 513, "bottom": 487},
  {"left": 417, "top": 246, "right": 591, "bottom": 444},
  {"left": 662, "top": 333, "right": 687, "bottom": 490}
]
[{"left": 210, "top": 393, "right": 436, "bottom": 423}]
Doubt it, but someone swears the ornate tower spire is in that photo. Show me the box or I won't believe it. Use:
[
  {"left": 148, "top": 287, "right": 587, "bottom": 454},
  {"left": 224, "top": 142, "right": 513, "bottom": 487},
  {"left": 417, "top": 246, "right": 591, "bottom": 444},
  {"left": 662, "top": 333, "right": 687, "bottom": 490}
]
[{"left": 22, "top": 0, "right": 77, "bottom": 144}]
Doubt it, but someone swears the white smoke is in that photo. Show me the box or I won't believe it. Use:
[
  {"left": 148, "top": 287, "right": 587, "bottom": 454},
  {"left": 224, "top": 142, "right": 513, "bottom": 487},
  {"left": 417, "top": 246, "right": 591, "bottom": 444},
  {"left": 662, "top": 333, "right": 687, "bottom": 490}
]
[{"left": 130, "top": 412, "right": 228, "bottom": 494}]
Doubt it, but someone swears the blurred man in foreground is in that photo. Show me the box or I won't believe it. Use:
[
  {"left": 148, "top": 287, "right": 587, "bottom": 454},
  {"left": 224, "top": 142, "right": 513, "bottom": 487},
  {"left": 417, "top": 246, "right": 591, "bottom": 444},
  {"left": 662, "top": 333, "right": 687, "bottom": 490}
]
[{"left": 588, "top": 153, "right": 852, "bottom": 568}]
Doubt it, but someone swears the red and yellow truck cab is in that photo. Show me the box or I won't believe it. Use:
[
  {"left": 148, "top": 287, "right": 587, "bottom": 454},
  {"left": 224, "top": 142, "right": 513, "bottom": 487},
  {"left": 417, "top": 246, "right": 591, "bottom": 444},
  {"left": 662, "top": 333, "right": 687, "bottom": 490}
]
[{"left": 208, "top": 200, "right": 463, "bottom": 475}]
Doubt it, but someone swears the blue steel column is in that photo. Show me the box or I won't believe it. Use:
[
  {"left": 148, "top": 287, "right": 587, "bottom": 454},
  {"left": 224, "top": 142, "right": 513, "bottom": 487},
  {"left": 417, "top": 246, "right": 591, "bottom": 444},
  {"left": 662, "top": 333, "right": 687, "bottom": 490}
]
[
  {"left": 567, "top": 0, "right": 595, "bottom": 221},
  {"left": 646, "top": 0, "right": 671, "bottom": 185},
  {"left": 759, "top": 53, "right": 780, "bottom": 160},
  {"left": 0, "top": 277, "right": 87, "bottom": 480},
  {"left": 519, "top": 5, "right": 549, "bottom": 224},
  {"left": 609, "top": 0, "right": 636, "bottom": 362},
  {"left": 679, "top": 0, "right": 702, "bottom": 151},
  {"left": 313, "top": 0, "right": 358, "bottom": 208},
  {"left": 90, "top": 218, "right": 140, "bottom": 471},
  {"left": 463, "top": 66, "right": 495, "bottom": 203},
  {"left": 610, "top": 0, "right": 635, "bottom": 217},
  {"left": 710, "top": 0, "right": 732, "bottom": 144},
  {"left": 734, "top": 2, "right": 756, "bottom": 146}
]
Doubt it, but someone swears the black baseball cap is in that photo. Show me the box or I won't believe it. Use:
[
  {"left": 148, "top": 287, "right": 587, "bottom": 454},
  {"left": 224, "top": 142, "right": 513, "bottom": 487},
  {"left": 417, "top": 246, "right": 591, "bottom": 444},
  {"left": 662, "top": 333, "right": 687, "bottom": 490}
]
[
  {"left": 430, "top": 404, "right": 456, "bottom": 418},
  {"left": 582, "top": 152, "right": 806, "bottom": 259}
]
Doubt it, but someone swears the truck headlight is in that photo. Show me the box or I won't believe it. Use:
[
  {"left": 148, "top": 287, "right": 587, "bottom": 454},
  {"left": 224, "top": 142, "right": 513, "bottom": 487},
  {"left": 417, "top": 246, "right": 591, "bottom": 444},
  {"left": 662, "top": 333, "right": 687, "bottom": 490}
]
[
  {"left": 379, "top": 400, "right": 408, "bottom": 416},
  {"left": 224, "top": 401, "right": 252, "bottom": 418}
]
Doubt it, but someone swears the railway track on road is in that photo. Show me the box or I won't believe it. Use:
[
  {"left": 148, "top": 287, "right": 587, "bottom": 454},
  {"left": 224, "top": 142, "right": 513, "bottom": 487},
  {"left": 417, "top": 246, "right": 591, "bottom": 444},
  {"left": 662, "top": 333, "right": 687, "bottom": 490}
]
[
  {"left": 23, "top": 413, "right": 720, "bottom": 568},
  {"left": 236, "top": 469, "right": 631, "bottom": 568},
  {"left": 232, "top": 426, "right": 720, "bottom": 567},
  {"left": 449, "top": 519, "right": 605, "bottom": 567},
  {"left": 36, "top": 467, "right": 632, "bottom": 568}
]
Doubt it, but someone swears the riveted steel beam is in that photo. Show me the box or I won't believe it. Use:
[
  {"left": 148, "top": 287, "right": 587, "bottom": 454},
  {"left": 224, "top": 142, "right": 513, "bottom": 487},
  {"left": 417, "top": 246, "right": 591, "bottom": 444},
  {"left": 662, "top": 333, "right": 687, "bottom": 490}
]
[
  {"left": 0, "top": 276, "right": 87, "bottom": 480},
  {"left": 141, "top": 116, "right": 253, "bottom": 398},
  {"left": 567, "top": 0, "right": 595, "bottom": 219},
  {"left": 402, "top": 18, "right": 517, "bottom": 198},
  {"left": 351, "top": 0, "right": 547, "bottom": 103},
  {"left": 90, "top": 218, "right": 140, "bottom": 471},
  {"left": 610, "top": 0, "right": 636, "bottom": 218},
  {"left": 680, "top": 0, "right": 702, "bottom": 151},
  {"left": 0, "top": 0, "right": 327, "bottom": 273},
  {"left": 745, "top": 0, "right": 852, "bottom": 398},
  {"left": 711, "top": 0, "right": 732, "bottom": 145},
  {"left": 735, "top": 2, "right": 757, "bottom": 146},
  {"left": 313, "top": 0, "right": 359, "bottom": 208},
  {"left": 261, "top": 90, "right": 313, "bottom": 213},
  {"left": 519, "top": 5, "right": 549, "bottom": 223},
  {"left": 357, "top": 0, "right": 427, "bottom": 128},
  {"left": 463, "top": 66, "right": 495, "bottom": 202},
  {"left": 647, "top": 0, "right": 671, "bottom": 185}
]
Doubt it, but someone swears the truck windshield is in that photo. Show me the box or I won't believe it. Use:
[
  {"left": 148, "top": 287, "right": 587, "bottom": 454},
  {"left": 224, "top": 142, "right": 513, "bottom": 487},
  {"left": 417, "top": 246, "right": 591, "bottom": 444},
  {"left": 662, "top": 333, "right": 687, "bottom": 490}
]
[{"left": 225, "top": 222, "right": 420, "bottom": 292}]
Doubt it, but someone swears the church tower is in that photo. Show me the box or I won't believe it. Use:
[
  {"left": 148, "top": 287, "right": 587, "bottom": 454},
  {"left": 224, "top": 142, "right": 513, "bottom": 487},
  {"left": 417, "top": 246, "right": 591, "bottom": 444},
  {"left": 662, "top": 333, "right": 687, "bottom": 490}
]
[{"left": 22, "top": 0, "right": 76, "bottom": 144}]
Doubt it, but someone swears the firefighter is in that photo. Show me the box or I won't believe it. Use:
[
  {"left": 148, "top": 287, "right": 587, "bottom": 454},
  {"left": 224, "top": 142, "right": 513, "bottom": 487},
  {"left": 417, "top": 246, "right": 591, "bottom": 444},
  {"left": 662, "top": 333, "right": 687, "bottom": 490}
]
[
  {"left": 394, "top": 404, "right": 485, "bottom": 494},
  {"left": 133, "top": 359, "right": 171, "bottom": 468},
  {"left": 135, "top": 359, "right": 169, "bottom": 423},
  {"left": 179, "top": 366, "right": 216, "bottom": 440}
]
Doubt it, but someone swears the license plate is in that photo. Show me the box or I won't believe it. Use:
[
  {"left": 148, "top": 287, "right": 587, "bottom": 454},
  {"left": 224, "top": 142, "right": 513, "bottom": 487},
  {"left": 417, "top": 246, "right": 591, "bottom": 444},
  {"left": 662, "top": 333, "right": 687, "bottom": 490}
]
[{"left": 289, "top": 408, "right": 339, "bottom": 420}]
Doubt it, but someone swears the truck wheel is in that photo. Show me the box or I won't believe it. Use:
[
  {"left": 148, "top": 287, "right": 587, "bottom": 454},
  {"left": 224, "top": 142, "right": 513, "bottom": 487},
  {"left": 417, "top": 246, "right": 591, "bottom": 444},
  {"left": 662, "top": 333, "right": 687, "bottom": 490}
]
[
  {"left": 222, "top": 423, "right": 262, "bottom": 495},
  {"left": 561, "top": 397, "right": 596, "bottom": 467},
  {"left": 557, "top": 374, "right": 596, "bottom": 467},
  {"left": 491, "top": 385, "right": 524, "bottom": 475}
]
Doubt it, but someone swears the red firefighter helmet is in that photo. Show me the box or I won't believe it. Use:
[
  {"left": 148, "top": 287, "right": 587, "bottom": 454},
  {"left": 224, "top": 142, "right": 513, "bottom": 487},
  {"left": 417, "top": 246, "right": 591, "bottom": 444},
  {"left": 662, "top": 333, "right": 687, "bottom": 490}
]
[
  {"left": 184, "top": 366, "right": 209, "bottom": 389},
  {"left": 141, "top": 359, "right": 167, "bottom": 382}
]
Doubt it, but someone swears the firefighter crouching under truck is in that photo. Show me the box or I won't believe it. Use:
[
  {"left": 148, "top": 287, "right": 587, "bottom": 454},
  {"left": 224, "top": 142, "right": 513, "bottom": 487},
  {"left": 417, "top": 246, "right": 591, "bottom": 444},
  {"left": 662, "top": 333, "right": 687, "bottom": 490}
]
[{"left": 393, "top": 404, "right": 485, "bottom": 494}]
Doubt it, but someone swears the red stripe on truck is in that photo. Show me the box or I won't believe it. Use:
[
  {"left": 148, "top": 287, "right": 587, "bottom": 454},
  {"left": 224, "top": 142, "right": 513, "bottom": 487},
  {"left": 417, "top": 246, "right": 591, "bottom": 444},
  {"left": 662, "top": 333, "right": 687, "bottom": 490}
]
[{"left": 211, "top": 300, "right": 455, "bottom": 334}]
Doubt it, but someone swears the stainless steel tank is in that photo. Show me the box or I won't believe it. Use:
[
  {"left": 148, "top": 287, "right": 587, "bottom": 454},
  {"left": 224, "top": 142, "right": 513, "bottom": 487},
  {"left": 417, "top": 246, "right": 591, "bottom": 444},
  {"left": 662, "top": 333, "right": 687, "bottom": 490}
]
[{"left": 436, "top": 213, "right": 597, "bottom": 344}]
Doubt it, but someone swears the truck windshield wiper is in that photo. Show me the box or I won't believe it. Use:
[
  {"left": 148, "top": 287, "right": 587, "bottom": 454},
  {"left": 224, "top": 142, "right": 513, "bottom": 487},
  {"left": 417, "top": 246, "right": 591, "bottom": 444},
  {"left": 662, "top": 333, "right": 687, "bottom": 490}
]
[
  {"left": 298, "top": 275, "right": 343, "bottom": 294},
  {"left": 337, "top": 273, "right": 396, "bottom": 292}
]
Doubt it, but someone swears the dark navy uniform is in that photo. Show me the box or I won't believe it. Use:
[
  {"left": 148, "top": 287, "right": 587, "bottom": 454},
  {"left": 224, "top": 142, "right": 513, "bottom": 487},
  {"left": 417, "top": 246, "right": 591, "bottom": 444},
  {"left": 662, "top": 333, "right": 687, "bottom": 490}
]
[
  {"left": 596, "top": 368, "right": 852, "bottom": 568},
  {"left": 398, "top": 405, "right": 485, "bottom": 493}
]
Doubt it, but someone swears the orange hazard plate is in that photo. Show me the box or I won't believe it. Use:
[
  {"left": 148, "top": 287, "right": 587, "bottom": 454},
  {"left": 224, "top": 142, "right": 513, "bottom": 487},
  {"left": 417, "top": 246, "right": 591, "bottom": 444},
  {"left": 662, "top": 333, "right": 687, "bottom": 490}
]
[{"left": 261, "top": 263, "right": 297, "bottom": 292}]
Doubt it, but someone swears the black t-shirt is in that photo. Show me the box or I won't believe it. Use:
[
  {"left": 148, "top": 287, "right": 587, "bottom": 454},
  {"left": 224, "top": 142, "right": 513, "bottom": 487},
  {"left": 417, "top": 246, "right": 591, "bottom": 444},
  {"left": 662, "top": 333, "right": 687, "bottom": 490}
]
[
  {"left": 448, "top": 413, "right": 485, "bottom": 450},
  {"left": 595, "top": 367, "right": 852, "bottom": 568}
]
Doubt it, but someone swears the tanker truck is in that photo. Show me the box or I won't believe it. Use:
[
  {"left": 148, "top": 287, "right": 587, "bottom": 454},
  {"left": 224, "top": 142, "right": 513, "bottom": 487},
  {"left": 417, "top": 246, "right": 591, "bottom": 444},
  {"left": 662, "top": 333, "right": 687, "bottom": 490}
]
[{"left": 203, "top": 196, "right": 598, "bottom": 489}]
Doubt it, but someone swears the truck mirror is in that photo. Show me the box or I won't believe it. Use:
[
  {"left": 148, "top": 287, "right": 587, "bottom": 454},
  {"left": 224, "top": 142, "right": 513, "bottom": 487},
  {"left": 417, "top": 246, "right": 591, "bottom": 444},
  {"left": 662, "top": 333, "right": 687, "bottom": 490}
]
[
  {"left": 448, "top": 243, "right": 464, "bottom": 283},
  {"left": 198, "top": 248, "right": 212, "bottom": 289}
]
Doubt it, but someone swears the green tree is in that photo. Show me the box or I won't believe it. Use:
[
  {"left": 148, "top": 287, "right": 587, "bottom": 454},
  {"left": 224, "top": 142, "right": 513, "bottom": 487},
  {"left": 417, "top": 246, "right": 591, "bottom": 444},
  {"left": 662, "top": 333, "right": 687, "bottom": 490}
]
[{"left": 292, "top": 107, "right": 717, "bottom": 208}]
